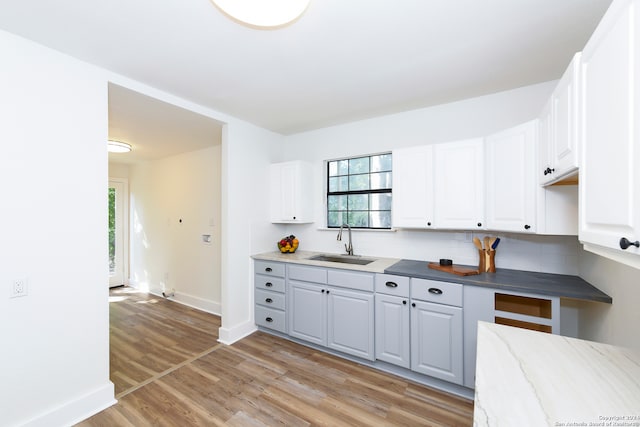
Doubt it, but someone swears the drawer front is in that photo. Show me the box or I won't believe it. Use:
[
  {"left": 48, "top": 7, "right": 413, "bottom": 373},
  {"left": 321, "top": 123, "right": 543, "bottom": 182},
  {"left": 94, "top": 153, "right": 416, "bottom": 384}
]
[
  {"left": 375, "top": 274, "right": 410, "bottom": 297},
  {"left": 328, "top": 269, "right": 374, "bottom": 292},
  {"left": 288, "top": 264, "right": 327, "bottom": 284},
  {"left": 255, "top": 288, "right": 285, "bottom": 310},
  {"left": 255, "top": 305, "right": 286, "bottom": 333},
  {"left": 255, "top": 274, "right": 285, "bottom": 293},
  {"left": 254, "top": 260, "right": 285, "bottom": 277},
  {"left": 411, "top": 278, "right": 463, "bottom": 307}
]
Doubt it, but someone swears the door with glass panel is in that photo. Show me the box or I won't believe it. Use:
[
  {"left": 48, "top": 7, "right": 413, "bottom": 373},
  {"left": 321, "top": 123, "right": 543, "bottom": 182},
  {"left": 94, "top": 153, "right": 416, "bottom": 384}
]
[{"left": 108, "top": 179, "right": 127, "bottom": 287}]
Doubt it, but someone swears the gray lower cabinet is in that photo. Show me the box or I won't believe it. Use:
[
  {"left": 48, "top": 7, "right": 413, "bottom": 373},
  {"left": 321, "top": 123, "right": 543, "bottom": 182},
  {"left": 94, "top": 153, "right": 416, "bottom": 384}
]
[
  {"left": 410, "top": 279, "right": 464, "bottom": 385},
  {"left": 254, "top": 260, "right": 287, "bottom": 333},
  {"left": 287, "top": 264, "right": 375, "bottom": 361},
  {"left": 374, "top": 274, "right": 411, "bottom": 369}
]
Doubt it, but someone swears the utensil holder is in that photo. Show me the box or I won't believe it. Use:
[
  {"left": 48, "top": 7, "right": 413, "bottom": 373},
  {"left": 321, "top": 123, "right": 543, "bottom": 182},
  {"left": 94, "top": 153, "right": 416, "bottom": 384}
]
[
  {"left": 487, "top": 250, "right": 496, "bottom": 273},
  {"left": 477, "top": 249, "right": 486, "bottom": 273}
]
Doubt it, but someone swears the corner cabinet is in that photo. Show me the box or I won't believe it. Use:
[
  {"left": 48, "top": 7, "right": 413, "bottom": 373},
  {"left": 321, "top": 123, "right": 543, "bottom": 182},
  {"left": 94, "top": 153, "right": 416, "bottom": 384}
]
[
  {"left": 485, "top": 121, "right": 537, "bottom": 233},
  {"left": 579, "top": 0, "right": 640, "bottom": 267},
  {"left": 270, "top": 161, "right": 313, "bottom": 223}
]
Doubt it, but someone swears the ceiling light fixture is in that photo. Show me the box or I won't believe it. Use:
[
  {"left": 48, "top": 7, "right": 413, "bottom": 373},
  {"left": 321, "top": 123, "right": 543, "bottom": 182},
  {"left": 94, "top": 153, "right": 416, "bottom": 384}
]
[
  {"left": 108, "top": 140, "right": 132, "bottom": 153},
  {"left": 210, "top": 0, "right": 310, "bottom": 29}
]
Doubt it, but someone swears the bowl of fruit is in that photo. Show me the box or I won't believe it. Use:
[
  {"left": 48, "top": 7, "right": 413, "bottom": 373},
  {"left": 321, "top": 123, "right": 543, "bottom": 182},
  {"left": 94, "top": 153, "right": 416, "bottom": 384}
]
[{"left": 277, "top": 235, "right": 299, "bottom": 253}]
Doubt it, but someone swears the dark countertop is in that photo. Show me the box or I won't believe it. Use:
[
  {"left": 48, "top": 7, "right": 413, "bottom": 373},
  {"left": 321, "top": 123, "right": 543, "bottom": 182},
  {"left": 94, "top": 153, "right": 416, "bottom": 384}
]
[{"left": 384, "top": 260, "right": 612, "bottom": 304}]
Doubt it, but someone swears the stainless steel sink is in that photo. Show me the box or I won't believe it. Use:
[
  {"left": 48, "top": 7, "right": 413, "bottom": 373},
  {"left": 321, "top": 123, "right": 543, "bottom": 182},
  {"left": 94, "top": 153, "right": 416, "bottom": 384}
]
[{"left": 309, "top": 254, "right": 376, "bottom": 265}]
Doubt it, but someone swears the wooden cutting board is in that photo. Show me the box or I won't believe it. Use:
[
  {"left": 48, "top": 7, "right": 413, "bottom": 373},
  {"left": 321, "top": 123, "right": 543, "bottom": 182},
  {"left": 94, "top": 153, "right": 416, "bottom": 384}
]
[{"left": 428, "top": 262, "right": 480, "bottom": 276}]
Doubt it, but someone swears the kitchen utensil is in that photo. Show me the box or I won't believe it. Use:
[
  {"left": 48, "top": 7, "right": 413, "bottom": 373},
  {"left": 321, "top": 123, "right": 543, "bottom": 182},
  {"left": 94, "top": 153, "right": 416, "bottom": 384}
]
[
  {"left": 428, "top": 263, "right": 479, "bottom": 276},
  {"left": 483, "top": 236, "right": 491, "bottom": 250},
  {"left": 473, "top": 237, "right": 483, "bottom": 250},
  {"left": 492, "top": 237, "right": 501, "bottom": 250}
]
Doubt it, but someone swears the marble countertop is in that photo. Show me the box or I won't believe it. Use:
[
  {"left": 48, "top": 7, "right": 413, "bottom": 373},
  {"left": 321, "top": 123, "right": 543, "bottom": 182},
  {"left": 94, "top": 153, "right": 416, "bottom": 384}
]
[
  {"left": 385, "top": 259, "right": 612, "bottom": 303},
  {"left": 474, "top": 322, "right": 640, "bottom": 426},
  {"left": 251, "top": 250, "right": 400, "bottom": 273}
]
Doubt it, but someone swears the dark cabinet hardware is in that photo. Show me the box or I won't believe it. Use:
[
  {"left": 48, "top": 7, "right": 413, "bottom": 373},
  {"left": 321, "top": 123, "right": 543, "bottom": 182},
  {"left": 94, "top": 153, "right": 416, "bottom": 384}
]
[
  {"left": 428, "top": 288, "right": 443, "bottom": 295},
  {"left": 427, "top": 221, "right": 432, "bottom": 226},
  {"left": 293, "top": 216, "right": 296, "bottom": 220},
  {"left": 321, "top": 289, "right": 325, "bottom": 293},
  {"left": 411, "top": 302, "right": 416, "bottom": 307},
  {"left": 619, "top": 237, "right": 640, "bottom": 250},
  {"left": 543, "top": 167, "right": 555, "bottom": 176},
  {"left": 265, "top": 298, "right": 273, "bottom": 303},
  {"left": 524, "top": 224, "right": 531, "bottom": 230},
  {"left": 265, "top": 282, "right": 273, "bottom": 287},
  {"left": 385, "top": 281, "right": 398, "bottom": 288},
  {"left": 403, "top": 300, "right": 407, "bottom": 305},
  {"left": 266, "top": 317, "right": 273, "bottom": 323},
  {"left": 265, "top": 267, "right": 272, "bottom": 272},
  {"left": 477, "top": 222, "right": 482, "bottom": 227},
  {"left": 326, "top": 290, "right": 330, "bottom": 294}
]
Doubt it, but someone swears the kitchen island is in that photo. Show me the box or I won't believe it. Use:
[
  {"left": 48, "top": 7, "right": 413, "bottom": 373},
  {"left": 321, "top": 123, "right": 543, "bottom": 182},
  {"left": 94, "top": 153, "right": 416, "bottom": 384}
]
[{"left": 474, "top": 322, "right": 640, "bottom": 426}]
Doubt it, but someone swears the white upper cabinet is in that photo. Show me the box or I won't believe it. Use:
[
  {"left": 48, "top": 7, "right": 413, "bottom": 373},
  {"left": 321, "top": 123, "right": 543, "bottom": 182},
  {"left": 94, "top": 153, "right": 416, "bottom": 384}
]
[
  {"left": 485, "top": 121, "right": 537, "bottom": 233},
  {"left": 434, "top": 139, "right": 485, "bottom": 230},
  {"left": 539, "top": 53, "right": 581, "bottom": 185},
  {"left": 392, "top": 145, "right": 434, "bottom": 228},
  {"left": 579, "top": 0, "right": 640, "bottom": 267},
  {"left": 270, "top": 161, "right": 313, "bottom": 223}
]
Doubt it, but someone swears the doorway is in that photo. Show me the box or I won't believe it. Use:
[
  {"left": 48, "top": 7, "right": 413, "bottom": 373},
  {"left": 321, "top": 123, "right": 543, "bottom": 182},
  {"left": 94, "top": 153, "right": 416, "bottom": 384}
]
[{"left": 109, "top": 178, "right": 128, "bottom": 288}]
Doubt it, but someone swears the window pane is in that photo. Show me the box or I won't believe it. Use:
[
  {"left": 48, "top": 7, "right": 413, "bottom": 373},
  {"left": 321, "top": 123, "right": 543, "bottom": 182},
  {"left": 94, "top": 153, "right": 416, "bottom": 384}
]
[
  {"left": 329, "top": 176, "right": 348, "bottom": 192},
  {"left": 349, "top": 174, "right": 369, "bottom": 191},
  {"left": 370, "top": 211, "right": 391, "bottom": 228},
  {"left": 328, "top": 211, "right": 346, "bottom": 227},
  {"left": 348, "top": 194, "right": 368, "bottom": 210},
  {"left": 349, "top": 157, "right": 369, "bottom": 174},
  {"left": 337, "top": 159, "right": 349, "bottom": 175},
  {"left": 370, "top": 193, "right": 392, "bottom": 211},
  {"left": 348, "top": 211, "right": 369, "bottom": 227},
  {"left": 328, "top": 195, "right": 347, "bottom": 210},
  {"left": 370, "top": 172, "right": 392, "bottom": 189},
  {"left": 371, "top": 154, "right": 392, "bottom": 172},
  {"left": 328, "top": 161, "right": 338, "bottom": 177}
]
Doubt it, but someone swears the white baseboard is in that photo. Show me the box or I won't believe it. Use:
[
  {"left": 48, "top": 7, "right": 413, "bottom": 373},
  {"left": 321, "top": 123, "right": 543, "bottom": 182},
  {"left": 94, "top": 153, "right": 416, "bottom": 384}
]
[
  {"left": 149, "top": 288, "right": 221, "bottom": 316},
  {"left": 218, "top": 320, "right": 257, "bottom": 345},
  {"left": 22, "top": 382, "right": 115, "bottom": 427}
]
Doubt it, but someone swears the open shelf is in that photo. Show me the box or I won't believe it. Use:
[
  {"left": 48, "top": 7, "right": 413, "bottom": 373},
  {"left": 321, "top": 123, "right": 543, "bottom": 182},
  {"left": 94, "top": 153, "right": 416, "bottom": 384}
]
[{"left": 495, "top": 293, "right": 552, "bottom": 319}]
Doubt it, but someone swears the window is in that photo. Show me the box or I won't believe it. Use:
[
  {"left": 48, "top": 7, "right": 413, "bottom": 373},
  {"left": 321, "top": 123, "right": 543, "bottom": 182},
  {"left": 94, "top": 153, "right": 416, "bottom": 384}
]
[{"left": 327, "top": 153, "right": 392, "bottom": 229}]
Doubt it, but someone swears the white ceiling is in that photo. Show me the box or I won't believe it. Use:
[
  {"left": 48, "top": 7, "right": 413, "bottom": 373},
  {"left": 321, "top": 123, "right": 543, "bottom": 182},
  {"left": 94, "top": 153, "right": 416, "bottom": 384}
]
[{"left": 0, "top": 0, "right": 612, "bottom": 142}]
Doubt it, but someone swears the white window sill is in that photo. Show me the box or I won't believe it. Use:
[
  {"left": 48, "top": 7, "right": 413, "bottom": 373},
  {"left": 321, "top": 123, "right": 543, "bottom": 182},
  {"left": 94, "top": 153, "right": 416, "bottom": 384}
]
[{"left": 316, "top": 227, "right": 397, "bottom": 233}]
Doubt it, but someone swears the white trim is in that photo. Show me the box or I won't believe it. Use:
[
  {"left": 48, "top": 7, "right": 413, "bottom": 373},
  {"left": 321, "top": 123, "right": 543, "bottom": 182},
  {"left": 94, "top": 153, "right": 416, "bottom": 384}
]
[
  {"left": 218, "top": 320, "right": 257, "bottom": 345},
  {"left": 149, "top": 289, "right": 221, "bottom": 316},
  {"left": 108, "top": 177, "right": 129, "bottom": 287},
  {"left": 21, "top": 382, "right": 115, "bottom": 427}
]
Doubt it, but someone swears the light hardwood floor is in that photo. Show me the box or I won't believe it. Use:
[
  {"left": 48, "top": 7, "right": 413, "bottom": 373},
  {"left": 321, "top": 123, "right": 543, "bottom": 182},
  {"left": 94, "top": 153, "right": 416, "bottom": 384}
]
[{"left": 78, "top": 287, "right": 473, "bottom": 426}]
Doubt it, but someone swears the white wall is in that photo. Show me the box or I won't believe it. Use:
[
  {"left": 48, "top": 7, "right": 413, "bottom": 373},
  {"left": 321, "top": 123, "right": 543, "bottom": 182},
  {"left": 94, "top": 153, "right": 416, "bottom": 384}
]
[
  {"left": 0, "top": 30, "right": 114, "bottom": 426},
  {"left": 278, "top": 81, "right": 581, "bottom": 275},
  {"left": 129, "top": 146, "right": 222, "bottom": 313},
  {"left": 108, "top": 162, "right": 130, "bottom": 179},
  {"left": 577, "top": 250, "right": 640, "bottom": 351}
]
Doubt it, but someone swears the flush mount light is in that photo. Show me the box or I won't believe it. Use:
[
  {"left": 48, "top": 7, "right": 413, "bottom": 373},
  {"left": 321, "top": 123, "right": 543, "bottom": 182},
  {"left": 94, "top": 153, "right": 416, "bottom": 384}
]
[
  {"left": 108, "top": 140, "right": 132, "bottom": 153},
  {"left": 211, "top": 0, "right": 310, "bottom": 29}
]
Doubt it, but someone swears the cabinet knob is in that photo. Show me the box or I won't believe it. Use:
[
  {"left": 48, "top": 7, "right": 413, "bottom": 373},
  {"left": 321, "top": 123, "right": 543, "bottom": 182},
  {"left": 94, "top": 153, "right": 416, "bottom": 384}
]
[
  {"left": 293, "top": 216, "right": 296, "bottom": 220},
  {"left": 385, "top": 281, "right": 398, "bottom": 288},
  {"left": 477, "top": 222, "right": 482, "bottom": 227},
  {"left": 265, "top": 267, "right": 272, "bottom": 272},
  {"left": 321, "top": 289, "right": 325, "bottom": 293},
  {"left": 403, "top": 300, "right": 407, "bottom": 305},
  {"left": 543, "top": 167, "right": 555, "bottom": 176},
  {"left": 427, "top": 221, "right": 432, "bottom": 226},
  {"left": 266, "top": 317, "right": 273, "bottom": 323},
  {"left": 428, "top": 287, "right": 443, "bottom": 295},
  {"left": 326, "top": 290, "right": 330, "bottom": 294},
  {"left": 524, "top": 224, "right": 531, "bottom": 230},
  {"left": 619, "top": 237, "right": 640, "bottom": 250},
  {"left": 265, "top": 282, "right": 273, "bottom": 287},
  {"left": 265, "top": 298, "right": 273, "bottom": 303},
  {"left": 411, "top": 302, "right": 416, "bottom": 307}
]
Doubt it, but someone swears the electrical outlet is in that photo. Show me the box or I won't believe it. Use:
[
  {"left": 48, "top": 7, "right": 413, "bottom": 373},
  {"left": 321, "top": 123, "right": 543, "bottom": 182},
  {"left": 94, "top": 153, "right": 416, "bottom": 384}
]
[{"left": 10, "top": 278, "right": 28, "bottom": 298}]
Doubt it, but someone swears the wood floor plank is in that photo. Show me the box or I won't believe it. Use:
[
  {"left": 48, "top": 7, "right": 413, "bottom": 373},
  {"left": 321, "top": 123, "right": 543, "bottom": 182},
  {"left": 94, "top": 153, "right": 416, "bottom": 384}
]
[{"left": 78, "top": 288, "right": 473, "bottom": 426}]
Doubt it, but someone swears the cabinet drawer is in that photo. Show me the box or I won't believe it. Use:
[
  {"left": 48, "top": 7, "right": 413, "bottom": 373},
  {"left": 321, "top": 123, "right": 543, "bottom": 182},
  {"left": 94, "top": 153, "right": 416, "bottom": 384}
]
[
  {"left": 328, "top": 269, "right": 374, "bottom": 292},
  {"left": 255, "top": 305, "right": 286, "bottom": 333},
  {"left": 255, "top": 288, "right": 285, "bottom": 310},
  {"left": 375, "top": 274, "right": 410, "bottom": 297},
  {"left": 411, "top": 279, "right": 463, "bottom": 307},
  {"left": 288, "top": 264, "right": 327, "bottom": 283},
  {"left": 255, "top": 274, "right": 285, "bottom": 293},
  {"left": 254, "top": 260, "right": 285, "bottom": 277}
]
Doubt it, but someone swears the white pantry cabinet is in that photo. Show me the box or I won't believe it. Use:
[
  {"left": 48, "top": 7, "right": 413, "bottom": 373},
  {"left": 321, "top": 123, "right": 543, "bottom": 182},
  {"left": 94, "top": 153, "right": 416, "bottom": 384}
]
[
  {"left": 485, "top": 121, "right": 537, "bottom": 233},
  {"left": 270, "top": 161, "right": 313, "bottom": 223},
  {"left": 434, "top": 138, "right": 485, "bottom": 230},
  {"left": 579, "top": 0, "right": 640, "bottom": 267},
  {"left": 539, "top": 53, "right": 581, "bottom": 185},
  {"left": 392, "top": 145, "right": 435, "bottom": 228}
]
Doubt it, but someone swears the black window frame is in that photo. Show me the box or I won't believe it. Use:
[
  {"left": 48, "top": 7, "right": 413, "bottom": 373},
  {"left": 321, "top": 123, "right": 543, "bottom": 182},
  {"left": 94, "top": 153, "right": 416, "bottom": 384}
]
[{"left": 326, "top": 153, "right": 392, "bottom": 229}]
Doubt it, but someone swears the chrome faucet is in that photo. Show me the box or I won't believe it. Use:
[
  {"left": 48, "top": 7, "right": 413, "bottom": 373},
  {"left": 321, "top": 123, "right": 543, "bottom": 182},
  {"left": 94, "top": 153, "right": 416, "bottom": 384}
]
[{"left": 337, "top": 223, "right": 354, "bottom": 255}]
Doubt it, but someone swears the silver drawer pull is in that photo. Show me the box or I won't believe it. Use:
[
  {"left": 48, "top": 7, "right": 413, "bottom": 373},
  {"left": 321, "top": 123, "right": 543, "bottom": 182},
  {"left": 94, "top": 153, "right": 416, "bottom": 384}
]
[
  {"left": 265, "top": 298, "right": 273, "bottom": 303},
  {"left": 428, "top": 287, "right": 443, "bottom": 295},
  {"left": 385, "top": 281, "right": 398, "bottom": 288}
]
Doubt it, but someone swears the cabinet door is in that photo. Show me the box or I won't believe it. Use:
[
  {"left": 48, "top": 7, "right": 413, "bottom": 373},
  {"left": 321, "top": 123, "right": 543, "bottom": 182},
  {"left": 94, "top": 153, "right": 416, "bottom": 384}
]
[
  {"left": 270, "top": 161, "right": 313, "bottom": 223},
  {"left": 580, "top": 0, "right": 640, "bottom": 261},
  {"left": 392, "top": 145, "right": 434, "bottom": 228},
  {"left": 434, "top": 139, "right": 485, "bottom": 230},
  {"left": 551, "top": 53, "right": 580, "bottom": 178},
  {"left": 375, "top": 293, "right": 410, "bottom": 368},
  {"left": 485, "top": 121, "right": 536, "bottom": 233},
  {"left": 462, "top": 286, "right": 495, "bottom": 388},
  {"left": 538, "top": 99, "right": 554, "bottom": 184},
  {"left": 327, "top": 287, "right": 375, "bottom": 360},
  {"left": 411, "top": 300, "right": 463, "bottom": 385},
  {"left": 288, "top": 280, "right": 326, "bottom": 345}
]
